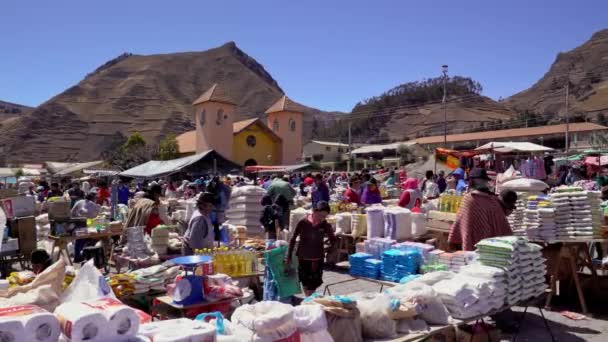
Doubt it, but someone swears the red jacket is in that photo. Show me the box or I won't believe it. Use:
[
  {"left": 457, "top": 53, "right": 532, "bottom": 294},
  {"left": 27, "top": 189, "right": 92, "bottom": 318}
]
[{"left": 344, "top": 188, "right": 360, "bottom": 205}]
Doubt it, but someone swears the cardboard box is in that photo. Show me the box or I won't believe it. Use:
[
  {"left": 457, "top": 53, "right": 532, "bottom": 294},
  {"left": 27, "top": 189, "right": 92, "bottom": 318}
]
[
  {"left": 12, "top": 216, "right": 36, "bottom": 256},
  {"left": 1, "top": 196, "right": 36, "bottom": 218},
  {"left": 47, "top": 200, "right": 71, "bottom": 220}
]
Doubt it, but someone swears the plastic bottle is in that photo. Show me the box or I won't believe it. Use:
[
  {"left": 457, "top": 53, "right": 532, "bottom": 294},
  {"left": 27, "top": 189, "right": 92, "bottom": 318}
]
[
  {"left": 450, "top": 194, "right": 458, "bottom": 213},
  {"left": 244, "top": 251, "right": 253, "bottom": 275}
]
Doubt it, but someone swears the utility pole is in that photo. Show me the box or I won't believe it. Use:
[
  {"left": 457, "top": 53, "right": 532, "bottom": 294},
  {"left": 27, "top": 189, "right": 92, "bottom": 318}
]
[
  {"left": 565, "top": 81, "right": 570, "bottom": 154},
  {"left": 347, "top": 121, "right": 352, "bottom": 173},
  {"left": 442, "top": 65, "right": 449, "bottom": 147}
]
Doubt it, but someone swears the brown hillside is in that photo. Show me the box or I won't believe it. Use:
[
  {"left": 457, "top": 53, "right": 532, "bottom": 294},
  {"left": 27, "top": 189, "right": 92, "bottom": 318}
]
[
  {"left": 506, "top": 29, "right": 608, "bottom": 117},
  {"left": 0, "top": 100, "right": 32, "bottom": 123},
  {"left": 0, "top": 42, "right": 334, "bottom": 164}
]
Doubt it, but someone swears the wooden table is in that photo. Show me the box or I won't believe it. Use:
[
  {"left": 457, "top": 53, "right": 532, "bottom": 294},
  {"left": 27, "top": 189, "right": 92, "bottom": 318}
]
[
  {"left": 49, "top": 231, "right": 120, "bottom": 266},
  {"left": 539, "top": 239, "right": 607, "bottom": 314},
  {"left": 425, "top": 212, "right": 455, "bottom": 251},
  {"left": 151, "top": 295, "right": 245, "bottom": 319}
]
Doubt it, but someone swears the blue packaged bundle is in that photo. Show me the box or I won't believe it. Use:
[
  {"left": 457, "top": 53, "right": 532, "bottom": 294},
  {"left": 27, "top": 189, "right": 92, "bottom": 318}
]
[
  {"left": 380, "top": 248, "right": 422, "bottom": 282},
  {"left": 362, "top": 258, "right": 383, "bottom": 279},
  {"left": 349, "top": 252, "right": 373, "bottom": 277}
]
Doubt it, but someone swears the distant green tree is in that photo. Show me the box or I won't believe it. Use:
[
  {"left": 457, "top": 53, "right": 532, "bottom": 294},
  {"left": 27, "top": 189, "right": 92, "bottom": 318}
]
[
  {"left": 14, "top": 168, "right": 24, "bottom": 178},
  {"left": 123, "top": 132, "right": 146, "bottom": 150},
  {"left": 156, "top": 134, "right": 180, "bottom": 160},
  {"left": 103, "top": 132, "right": 152, "bottom": 170}
]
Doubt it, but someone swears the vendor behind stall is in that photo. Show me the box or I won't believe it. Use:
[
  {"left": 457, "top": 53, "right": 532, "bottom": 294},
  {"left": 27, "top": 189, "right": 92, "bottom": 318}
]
[
  {"left": 260, "top": 194, "right": 284, "bottom": 240},
  {"left": 398, "top": 178, "right": 421, "bottom": 209},
  {"left": 183, "top": 192, "right": 216, "bottom": 255},
  {"left": 448, "top": 168, "right": 513, "bottom": 251},
  {"left": 343, "top": 176, "right": 361, "bottom": 205},
  {"left": 71, "top": 192, "right": 101, "bottom": 262},
  {"left": 361, "top": 178, "right": 382, "bottom": 205},
  {"left": 286, "top": 201, "right": 336, "bottom": 296}
]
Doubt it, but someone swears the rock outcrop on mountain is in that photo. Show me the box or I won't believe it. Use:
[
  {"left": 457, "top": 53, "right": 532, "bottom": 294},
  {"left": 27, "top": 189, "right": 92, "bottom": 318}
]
[
  {"left": 506, "top": 29, "right": 608, "bottom": 118},
  {"left": 0, "top": 42, "right": 333, "bottom": 163}
]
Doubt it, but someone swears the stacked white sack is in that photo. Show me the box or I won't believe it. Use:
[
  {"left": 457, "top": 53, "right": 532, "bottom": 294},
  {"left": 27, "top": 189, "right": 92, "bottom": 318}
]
[
  {"left": 226, "top": 185, "right": 266, "bottom": 234},
  {"left": 232, "top": 301, "right": 300, "bottom": 342}
]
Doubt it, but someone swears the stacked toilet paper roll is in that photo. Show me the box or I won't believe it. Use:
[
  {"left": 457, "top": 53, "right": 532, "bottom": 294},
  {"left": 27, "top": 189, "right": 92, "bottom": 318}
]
[
  {"left": 0, "top": 305, "right": 60, "bottom": 342},
  {"left": 55, "top": 298, "right": 140, "bottom": 341},
  {"left": 55, "top": 302, "right": 108, "bottom": 341},
  {"left": 81, "top": 298, "right": 140, "bottom": 338}
]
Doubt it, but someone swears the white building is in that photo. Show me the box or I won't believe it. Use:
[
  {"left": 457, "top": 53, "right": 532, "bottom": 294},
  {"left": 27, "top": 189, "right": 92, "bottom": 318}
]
[{"left": 302, "top": 140, "right": 349, "bottom": 163}]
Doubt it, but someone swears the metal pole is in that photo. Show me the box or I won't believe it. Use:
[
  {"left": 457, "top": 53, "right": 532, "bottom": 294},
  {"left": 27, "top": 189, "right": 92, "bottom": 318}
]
[
  {"left": 347, "top": 121, "right": 352, "bottom": 173},
  {"left": 565, "top": 82, "right": 570, "bottom": 154},
  {"left": 442, "top": 65, "right": 449, "bottom": 147}
]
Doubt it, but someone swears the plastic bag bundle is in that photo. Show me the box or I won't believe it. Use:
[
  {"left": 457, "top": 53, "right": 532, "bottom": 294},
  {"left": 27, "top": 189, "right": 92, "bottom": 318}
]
[
  {"left": 232, "top": 301, "right": 299, "bottom": 342},
  {"left": 365, "top": 206, "right": 385, "bottom": 239},
  {"left": 231, "top": 185, "right": 266, "bottom": 198},
  {"left": 501, "top": 178, "right": 549, "bottom": 192},
  {"left": 350, "top": 214, "right": 367, "bottom": 238},
  {"left": 294, "top": 305, "right": 334, "bottom": 342},
  {"left": 354, "top": 293, "right": 396, "bottom": 339},
  {"left": 383, "top": 207, "right": 411, "bottom": 240},
  {"left": 397, "top": 282, "right": 450, "bottom": 325},
  {"left": 335, "top": 213, "right": 352, "bottom": 234}
]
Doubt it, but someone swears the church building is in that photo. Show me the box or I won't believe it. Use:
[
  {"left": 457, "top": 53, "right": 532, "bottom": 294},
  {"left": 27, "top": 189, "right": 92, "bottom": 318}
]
[{"left": 176, "top": 83, "right": 305, "bottom": 167}]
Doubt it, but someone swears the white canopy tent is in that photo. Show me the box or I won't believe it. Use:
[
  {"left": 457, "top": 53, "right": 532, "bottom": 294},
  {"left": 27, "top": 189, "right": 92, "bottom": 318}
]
[{"left": 475, "top": 142, "right": 553, "bottom": 153}]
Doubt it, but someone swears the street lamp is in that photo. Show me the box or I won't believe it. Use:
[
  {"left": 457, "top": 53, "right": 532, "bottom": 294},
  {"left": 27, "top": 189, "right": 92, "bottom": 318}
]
[{"left": 442, "top": 65, "right": 449, "bottom": 147}]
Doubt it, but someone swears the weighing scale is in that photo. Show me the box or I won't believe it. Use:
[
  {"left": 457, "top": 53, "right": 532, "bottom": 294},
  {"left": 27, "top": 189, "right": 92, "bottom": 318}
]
[{"left": 170, "top": 255, "right": 212, "bottom": 305}]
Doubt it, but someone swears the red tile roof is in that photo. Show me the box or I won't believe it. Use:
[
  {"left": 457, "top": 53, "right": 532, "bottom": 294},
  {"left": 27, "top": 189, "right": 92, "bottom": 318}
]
[
  {"left": 415, "top": 122, "right": 608, "bottom": 145},
  {"left": 192, "top": 83, "right": 236, "bottom": 106},
  {"left": 265, "top": 95, "right": 306, "bottom": 114}
]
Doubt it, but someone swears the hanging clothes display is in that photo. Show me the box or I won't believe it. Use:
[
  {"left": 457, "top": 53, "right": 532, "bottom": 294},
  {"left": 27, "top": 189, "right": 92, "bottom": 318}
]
[{"left": 519, "top": 157, "right": 546, "bottom": 180}]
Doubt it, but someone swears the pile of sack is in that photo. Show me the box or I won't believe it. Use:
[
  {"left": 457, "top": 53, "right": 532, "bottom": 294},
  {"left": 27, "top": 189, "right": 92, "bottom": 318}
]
[
  {"left": 522, "top": 195, "right": 557, "bottom": 241},
  {"left": 365, "top": 206, "right": 385, "bottom": 239},
  {"left": 140, "top": 318, "right": 216, "bottom": 341},
  {"left": 432, "top": 265, "right": 506, "bottom": 319},
  {"left": 226, "top": 186, "right": 266, "bottom": 234},
  {"left": 476, "top": 236, "right": 546, "bottom": 305},
  {"left": 550, "top": 188, "right": 604, "bottom": 239}
]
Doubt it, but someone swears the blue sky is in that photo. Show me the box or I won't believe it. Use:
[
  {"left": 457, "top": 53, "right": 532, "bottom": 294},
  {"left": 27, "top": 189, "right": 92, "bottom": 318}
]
[{"left": 1, "top": 0, "right": 607, "bottom": 112}]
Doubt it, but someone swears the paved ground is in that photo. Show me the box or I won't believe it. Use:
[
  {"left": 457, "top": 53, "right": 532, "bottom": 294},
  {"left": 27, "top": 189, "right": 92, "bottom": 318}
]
[{"left": 308, "top": 268, "right": 608, "bottom": 341}]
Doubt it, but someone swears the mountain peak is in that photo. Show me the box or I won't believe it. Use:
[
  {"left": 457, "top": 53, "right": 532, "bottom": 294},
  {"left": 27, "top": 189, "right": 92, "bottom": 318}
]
[{"left": 590, "top": 28, "right": 608, "bottom": 41}]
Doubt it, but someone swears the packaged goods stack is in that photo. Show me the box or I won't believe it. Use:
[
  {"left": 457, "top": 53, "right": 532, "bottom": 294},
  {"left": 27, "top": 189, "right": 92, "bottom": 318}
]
[
  {"left": 108, "top": 273, "right": 136, "bottom": 297},
  {"left": 553, "top": 189, "right": 603, "bottom": 239},
  {"left": 393, "top": 241, "right": 436, "bottom": 261},
  {"left": 226, "top": 185, "right": 265, "bottom": 234},
  {"left": 351, "top": 213, "right": 368, "bottom": 238},
  {"left": 151, "top": 225, "right": 170, "bottom": 256},
  {"left": 380, "top": 248, "right": 421, "bottom": 282},
  {"left": 475, "top": 236, "right": 546, "bottom": 305},
  {"left": 508, "top": 194, "right": 527, "bottom": 236},
  {"left": 383, "top": 207, "right": 412, "bottom": 240},
  {"left": 363, "top": 258, "right": 383, "bottom": 279},
  {"left": 128, "top": 264, "right": 181, "bottom": 294},
  {"left": 365, "top": 206, "right": 385, "bottom": 239},
  {"left": 364, "top": 237, "right": 396, "bottom": 259},
  {"left": 349, "top": 252, "right": 373, "bottom": 277},
  {"left": 335, "top": 212, "right": 352, "bottom": 234},
  {"left": 522, "top": 195, "right": 557, "bottom": 241},
  {"left": 517, "top": 242, "right": 547, "bottom": 301},
  {"left": 433, "top": 264, "right": 507, "bottom": 319}
]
